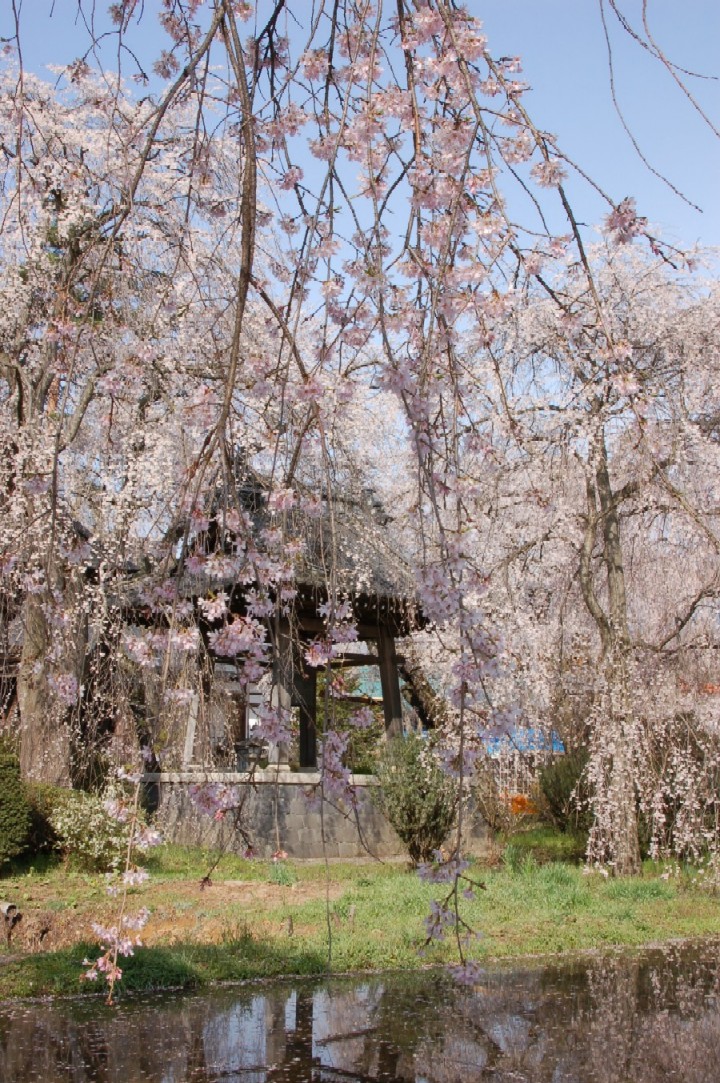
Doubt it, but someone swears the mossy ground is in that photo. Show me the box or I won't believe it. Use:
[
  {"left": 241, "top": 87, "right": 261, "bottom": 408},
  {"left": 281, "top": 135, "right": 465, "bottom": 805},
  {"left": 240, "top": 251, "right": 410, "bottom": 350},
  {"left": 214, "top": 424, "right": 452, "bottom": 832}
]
[{"left": 1, "top": 835, "right": 719, "bottom": 999}]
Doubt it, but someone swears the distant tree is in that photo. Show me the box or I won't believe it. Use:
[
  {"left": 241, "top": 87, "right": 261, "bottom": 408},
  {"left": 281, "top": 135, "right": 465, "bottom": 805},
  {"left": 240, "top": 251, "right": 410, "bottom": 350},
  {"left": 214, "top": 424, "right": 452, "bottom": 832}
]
[{"left": 471, "top": 251, "right": 720, "bottom": 871}]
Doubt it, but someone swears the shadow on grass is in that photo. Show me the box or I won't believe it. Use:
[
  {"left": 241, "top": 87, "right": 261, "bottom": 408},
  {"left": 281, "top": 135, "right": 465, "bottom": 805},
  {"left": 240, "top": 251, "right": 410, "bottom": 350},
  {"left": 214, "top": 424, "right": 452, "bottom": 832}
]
[
  {"left": 0, "top": 933, "right": 331, "bottom": 1000},
  {"left": 503, "top": 826, "right": 588, "bottom": 865},
  {"left": 1, "top": 851, "right": 63, "bottom": 879}
]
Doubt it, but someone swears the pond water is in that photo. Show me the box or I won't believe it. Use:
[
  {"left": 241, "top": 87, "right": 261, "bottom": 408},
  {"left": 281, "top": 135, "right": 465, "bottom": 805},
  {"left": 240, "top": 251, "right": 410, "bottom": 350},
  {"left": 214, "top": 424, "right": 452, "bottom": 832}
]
[{"left": 1, "top": 941, "right": 719, "bottom": 1082}]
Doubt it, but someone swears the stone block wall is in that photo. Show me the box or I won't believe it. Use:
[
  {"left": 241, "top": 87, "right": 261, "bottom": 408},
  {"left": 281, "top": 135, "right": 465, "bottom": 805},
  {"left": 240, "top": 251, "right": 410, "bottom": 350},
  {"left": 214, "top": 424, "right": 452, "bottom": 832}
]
[{"left": 144, "top": 770, "right": 488, "bottom": 861}]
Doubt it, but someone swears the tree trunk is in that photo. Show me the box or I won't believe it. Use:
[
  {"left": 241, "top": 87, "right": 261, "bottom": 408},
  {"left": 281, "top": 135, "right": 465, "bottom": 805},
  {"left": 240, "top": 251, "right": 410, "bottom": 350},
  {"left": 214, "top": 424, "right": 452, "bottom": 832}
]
[
  {"left": 579, "top": 427, "right": 641, "bottom": 876},
  {"left": 17, "top": 591, "right": 72, "bottom": 785},
  {"left": 602, "top": 652, "right": 642, "bottom": 876}
]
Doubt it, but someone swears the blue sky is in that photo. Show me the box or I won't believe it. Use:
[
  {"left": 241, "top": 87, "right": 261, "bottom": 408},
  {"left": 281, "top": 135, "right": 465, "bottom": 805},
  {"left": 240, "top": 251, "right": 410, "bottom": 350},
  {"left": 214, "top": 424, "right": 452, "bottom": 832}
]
[
  {"left": 7, "top": 0, "right": 719, "bottom": 249},
  {"left": 478, "top": 1, "right": 719, "bottom": 249}
]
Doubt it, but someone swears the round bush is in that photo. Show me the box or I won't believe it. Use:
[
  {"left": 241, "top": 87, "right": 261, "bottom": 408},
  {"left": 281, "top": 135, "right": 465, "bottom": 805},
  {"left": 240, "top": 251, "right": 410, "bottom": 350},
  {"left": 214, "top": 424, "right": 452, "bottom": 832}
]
[
  {"left": 48, "top": 787, "right": 139, "bottom": 872},
  {"left": 373, "top": 734, "right": 457, "bottom": 865},
  {"left": 0, "top": 754, "right": 32, "bottom": 866},
  {"left": 538, "top": 750, "right": 592, "bottom": 834}
]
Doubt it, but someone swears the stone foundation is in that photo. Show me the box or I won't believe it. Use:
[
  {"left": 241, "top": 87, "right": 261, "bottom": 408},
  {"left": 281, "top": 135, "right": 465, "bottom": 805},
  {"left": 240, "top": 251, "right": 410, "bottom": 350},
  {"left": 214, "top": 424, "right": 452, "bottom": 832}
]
[{"left": 143, "top": 770, "right": 488, "bottom": 861}]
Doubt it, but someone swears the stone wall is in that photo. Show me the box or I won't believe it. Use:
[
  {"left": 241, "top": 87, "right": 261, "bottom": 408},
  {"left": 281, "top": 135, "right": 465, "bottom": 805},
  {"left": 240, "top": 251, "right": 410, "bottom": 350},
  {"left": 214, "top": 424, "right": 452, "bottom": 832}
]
[{"left": 144, "top": 770, "right": 488, "bottom": 861}]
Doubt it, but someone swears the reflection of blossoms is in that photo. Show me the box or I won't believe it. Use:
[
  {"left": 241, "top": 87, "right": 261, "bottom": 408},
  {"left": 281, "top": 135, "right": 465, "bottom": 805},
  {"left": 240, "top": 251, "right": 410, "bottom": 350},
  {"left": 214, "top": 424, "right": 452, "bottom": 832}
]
[{"left": 448, "top": 960, "right": 485, "bottom": 986}]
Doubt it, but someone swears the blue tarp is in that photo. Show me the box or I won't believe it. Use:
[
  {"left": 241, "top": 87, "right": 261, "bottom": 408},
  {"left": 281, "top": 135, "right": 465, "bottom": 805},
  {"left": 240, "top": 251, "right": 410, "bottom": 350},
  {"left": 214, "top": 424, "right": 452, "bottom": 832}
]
[{"left": 485, "top": 729, "right": 564, "bottom": 757}]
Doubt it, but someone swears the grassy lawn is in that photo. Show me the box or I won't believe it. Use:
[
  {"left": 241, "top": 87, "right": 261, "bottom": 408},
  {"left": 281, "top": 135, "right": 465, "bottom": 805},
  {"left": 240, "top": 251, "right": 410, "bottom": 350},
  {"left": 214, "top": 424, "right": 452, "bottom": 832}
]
[{"left": 1, "top": 837, "right": 719, "bottom": 999}]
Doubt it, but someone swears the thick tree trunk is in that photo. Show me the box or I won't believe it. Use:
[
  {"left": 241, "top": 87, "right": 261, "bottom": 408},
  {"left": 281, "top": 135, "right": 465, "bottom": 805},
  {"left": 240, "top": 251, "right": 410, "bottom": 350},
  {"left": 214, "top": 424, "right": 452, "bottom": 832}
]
[
  {"left": 602, "top": 653, "right": 642, "bottom": 876},
  {"left": 17, "top": 591, "right": 72, "bottom": 785},
  {"left": 579, "top": 427, "right": 641, "bottom": 876},
  {"left": 595, "top": 437, "right": 641, "bottom": 876}
]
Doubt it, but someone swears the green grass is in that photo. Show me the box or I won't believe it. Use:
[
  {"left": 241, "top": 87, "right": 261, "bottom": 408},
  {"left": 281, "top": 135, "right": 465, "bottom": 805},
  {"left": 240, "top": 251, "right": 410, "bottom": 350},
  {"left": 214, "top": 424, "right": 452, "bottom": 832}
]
[
  {"left": 501, "top": 825, "right": 588, "bottom": 864},
  {"left": 0, "top": 942, "right": 203, "bottom": 999},
  {"left": 1, "top": 841, "right": 720, "bottom": 999},
  {"left": 142, "top": 843, "right": 267, "bottom": 881}
]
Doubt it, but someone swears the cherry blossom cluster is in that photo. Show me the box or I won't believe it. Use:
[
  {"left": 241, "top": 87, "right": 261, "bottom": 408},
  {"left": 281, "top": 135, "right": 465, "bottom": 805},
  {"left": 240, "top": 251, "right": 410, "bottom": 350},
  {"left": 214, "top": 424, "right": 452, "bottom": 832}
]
[
  {"left": 189, "top": 782, "right": 242, "bottom": 821},
  {"left": 83, "top": 907, "right": 151, "bottom": 989}
]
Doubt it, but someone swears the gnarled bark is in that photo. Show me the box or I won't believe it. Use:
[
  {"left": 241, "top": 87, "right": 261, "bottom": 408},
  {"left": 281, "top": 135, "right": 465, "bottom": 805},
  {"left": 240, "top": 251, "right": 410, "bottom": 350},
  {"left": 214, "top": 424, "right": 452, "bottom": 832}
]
[{"left": 17, "top": 591, "right": 72, "bottom": 785}]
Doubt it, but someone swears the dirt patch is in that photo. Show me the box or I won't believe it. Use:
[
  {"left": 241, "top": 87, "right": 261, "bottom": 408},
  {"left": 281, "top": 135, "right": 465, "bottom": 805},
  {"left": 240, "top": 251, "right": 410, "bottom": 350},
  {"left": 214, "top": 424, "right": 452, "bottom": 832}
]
[
  {"left": 7, "top": 876, "right": 344, "bottom": 954},
  {"left": 143, "top": 877, "right": 344, "bottom": 946}
]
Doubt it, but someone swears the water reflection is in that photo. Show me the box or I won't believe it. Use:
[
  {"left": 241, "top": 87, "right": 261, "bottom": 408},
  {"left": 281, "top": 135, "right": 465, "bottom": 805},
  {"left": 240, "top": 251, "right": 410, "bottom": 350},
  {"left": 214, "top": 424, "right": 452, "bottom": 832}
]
[{"left": 1, "top": 941, "right": 719, "bottom": 1082}]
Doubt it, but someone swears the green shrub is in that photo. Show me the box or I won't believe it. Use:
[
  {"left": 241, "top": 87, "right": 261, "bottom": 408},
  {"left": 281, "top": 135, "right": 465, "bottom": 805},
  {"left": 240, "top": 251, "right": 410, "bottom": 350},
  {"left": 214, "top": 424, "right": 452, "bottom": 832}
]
[
  {"left": 373, "top": 734, "right": 457, "bottom": 865},
  {"left": 48, "top": 787, "right": 139, "bottom": 872},
  {"left": 0, "top": 731, "right": 19, "bottom": 757},
  {"left": 344, "top": 717, "right": 385, "bottom": 775},
  {"left": 24, "top": 782, "right": 65, "bottom": 855},
  {"left": 0, "top": 754, "right": 32, "bottom": 866},
  {"left": 538, "top": 750, "right": 592, "bottom": 834}
]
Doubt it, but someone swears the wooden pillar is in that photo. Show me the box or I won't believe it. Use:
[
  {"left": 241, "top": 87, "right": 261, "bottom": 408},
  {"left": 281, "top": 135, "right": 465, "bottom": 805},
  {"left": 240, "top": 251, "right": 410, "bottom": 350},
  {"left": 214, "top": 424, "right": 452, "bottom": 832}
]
[
  {"left": 294, "top": 664, "right": 317, "bottom": 770},
  {"left": 377, "top": 625, "right": 403, "bottom": 738},
  {"left": 182, "top": 694, "right": 199, "bottom": 767}
]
